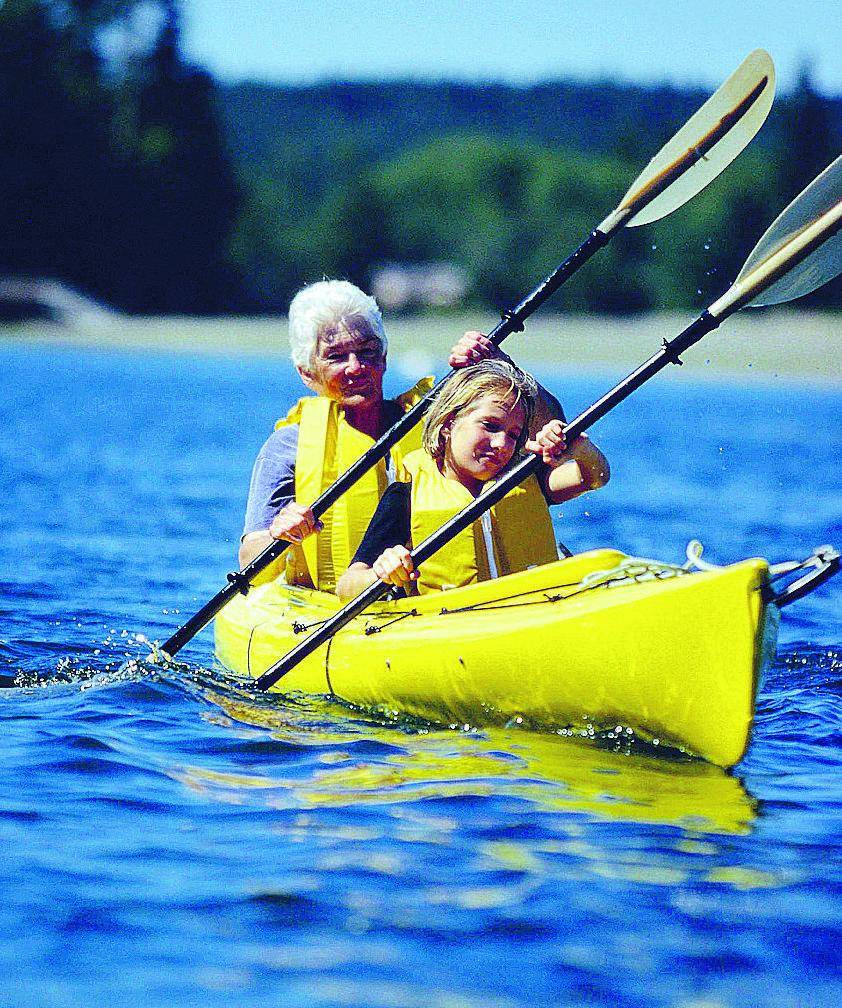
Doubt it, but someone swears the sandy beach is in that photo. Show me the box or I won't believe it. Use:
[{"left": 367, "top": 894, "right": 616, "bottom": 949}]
[{"left": 4, "top": 309, "right": 840, "bottom": 385}]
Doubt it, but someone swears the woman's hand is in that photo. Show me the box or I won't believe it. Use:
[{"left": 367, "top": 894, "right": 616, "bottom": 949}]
[
  {"left": 372, "top": 545, "right": 419, "bottom": 587},
  {"left": 269, "top": 502, "right": 322, "bottom": 543},
  {"left": 448, "top": 330, "right": 510, "bottom": 369},
  {"left": 526, "top": 419, "right": 568, "bottom": 467}
]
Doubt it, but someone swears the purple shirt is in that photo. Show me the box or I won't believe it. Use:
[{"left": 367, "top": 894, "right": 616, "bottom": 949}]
[
  {"left": 242, "top": 395, "right": 407, "bottom": 538},
  {"left": 242, "top": 425, "right": 299, "bottom": 536}
]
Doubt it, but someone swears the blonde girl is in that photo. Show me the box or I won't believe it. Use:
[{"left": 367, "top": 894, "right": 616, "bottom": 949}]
[{"left": 336, "top": 359, "right": 609, "bottom": 598}]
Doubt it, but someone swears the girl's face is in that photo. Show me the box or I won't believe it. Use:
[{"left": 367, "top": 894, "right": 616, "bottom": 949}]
[{"left": 442, "top": 394, "right": 526, "bottom": 494}]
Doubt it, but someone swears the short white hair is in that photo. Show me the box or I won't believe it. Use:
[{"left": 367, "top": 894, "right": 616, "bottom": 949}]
[{"left": 287, "top": 280, "right": 387, "bottom": 370}]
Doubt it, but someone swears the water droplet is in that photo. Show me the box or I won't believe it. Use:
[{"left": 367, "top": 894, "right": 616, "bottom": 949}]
[
  {"left": 704, "top": 242, "right": 711, "bottom": 250},
  {"left": 651, "top": 244, "right": 658, "bottom": 251}
]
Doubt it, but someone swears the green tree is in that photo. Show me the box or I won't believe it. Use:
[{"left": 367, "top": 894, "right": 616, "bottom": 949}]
[
  {"left": 0, "top": 0, "right": 243, "bottom": 313},
  {"left": 774, "top": 64, "right": 840, "bottom": 306},
  {"left": 367, "top": 135, "right": 652, "bottom": 313},
  {"left": 0, "top": 1, "right": 117, "bottom": 290},
  {"left": 319, "top": 142, "right": 395, "bottom": 289},
  {"left": 778, "top": 63, "right": 837, "bottom": 203},
  {"left": 119, "top": 2, "right": 241, "bottom": 312}
]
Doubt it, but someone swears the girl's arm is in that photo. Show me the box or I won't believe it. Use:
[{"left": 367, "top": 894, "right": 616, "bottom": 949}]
[
  {"left": 336, "top": 561, "right": 380, "bottom": 600},
  {"left": 529, "top": 421, "right": 610, "bottom": 505},
  {"left": 338, "top": 547, "right": 419, "bottom": 600},
  {"left": 335, "top": 483, "right": 412, "bottom": 599}
]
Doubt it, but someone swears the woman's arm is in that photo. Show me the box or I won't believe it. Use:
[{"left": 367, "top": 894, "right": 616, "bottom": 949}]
[
  {"left": 238, "top": 503, "right": 322, "bottom": 569},
  {"left": 240, "top": 427, "right": 310, "bottom": 569},
  {"left": 449, "top": 331, "right": 564, "bottom": 428},
  {"left": 239, "top": 530, "right": 273, "bottom": 569}
]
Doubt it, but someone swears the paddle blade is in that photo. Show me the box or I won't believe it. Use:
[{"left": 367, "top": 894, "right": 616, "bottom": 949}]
[
  {"left": 617, "top": 50, "right": 775, "bottom": 229},
  {"left": 738, "top": 156, "right": 842, "bottom": 306}
]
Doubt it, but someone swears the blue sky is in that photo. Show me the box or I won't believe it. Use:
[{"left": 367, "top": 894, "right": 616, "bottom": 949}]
[{"left": 179, "top": 0, "right": 841, "bottom": 94}]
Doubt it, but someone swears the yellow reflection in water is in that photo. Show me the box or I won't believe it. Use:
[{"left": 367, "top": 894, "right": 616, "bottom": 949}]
[
  {"left": 187, "top": 693, "right": 756, "bottom": 837},
  {"left": 174, "top": 765, "right": 279, "bottom": 797},
  {"left": 478, "top": 841, "right": 544, "bottom": 874},
  {"left": 705, "top": 866, "right": 791, "bottom": 889}
]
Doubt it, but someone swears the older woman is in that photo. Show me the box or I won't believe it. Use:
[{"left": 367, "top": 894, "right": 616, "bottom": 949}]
[{"left": 239, "top": 279, "right": 569, "bottom": 593}]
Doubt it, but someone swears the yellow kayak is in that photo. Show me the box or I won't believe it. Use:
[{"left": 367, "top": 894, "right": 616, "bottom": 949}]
[{"left": 215, "top": 548, "right": 788, "bottom": 768}]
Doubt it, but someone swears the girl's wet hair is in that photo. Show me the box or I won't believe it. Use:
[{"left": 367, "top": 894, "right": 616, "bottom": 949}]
[{"left": 423, "top": 359, "right": 539, "bottom": 464}]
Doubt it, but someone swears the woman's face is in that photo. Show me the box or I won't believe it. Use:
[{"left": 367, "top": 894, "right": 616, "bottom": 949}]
[
  {"left": 299, "top": 317, "right": 386, "bottom": 408},
  {"left": 442, "top": 394, "right": 526, "bottom": 493}
]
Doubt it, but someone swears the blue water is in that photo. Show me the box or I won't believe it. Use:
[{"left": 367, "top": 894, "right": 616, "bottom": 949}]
[{"left": 1, "top": 340, "right": 840, "bottom": 1007}]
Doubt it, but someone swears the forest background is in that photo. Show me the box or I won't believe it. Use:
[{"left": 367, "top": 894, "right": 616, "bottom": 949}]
[{"left": 2, "top": 0, "right": 841, "bottom": 320}]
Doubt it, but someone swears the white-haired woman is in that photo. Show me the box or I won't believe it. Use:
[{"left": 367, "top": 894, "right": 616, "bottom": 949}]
[{"left": 240, "top": 279, "right": 566, "bottom": 594}]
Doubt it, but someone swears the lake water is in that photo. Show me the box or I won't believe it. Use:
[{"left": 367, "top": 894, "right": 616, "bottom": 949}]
[{"left": 1, "top": 339, "right": 840, "bottom": 1007}]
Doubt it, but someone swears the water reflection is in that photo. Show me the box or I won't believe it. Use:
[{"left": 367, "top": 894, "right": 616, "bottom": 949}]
[{"left": 181, "top": 674, "right": 756, "bottom": 836}]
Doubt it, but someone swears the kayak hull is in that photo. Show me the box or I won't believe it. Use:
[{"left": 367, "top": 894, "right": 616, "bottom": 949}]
[{"left": 214, "top": 549, "right": 777, "bottom": 768}]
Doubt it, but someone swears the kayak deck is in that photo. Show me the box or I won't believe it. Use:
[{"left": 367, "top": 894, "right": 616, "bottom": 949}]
[{"left": 215, "top": 549, "right": 777, "bottom": 767}]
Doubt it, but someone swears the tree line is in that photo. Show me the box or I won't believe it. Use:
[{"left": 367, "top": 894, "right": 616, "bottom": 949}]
[
  {"left": 2, "top": 1, "right": 839, "bottom": 317},
  {"left": 1, "top": 0, "right": 239, "bottom": 314}
]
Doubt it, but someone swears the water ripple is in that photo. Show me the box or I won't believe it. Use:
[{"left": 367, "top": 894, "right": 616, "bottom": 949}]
[{"left": 2, "top": 346, "right": 840, "bottom": 1007}]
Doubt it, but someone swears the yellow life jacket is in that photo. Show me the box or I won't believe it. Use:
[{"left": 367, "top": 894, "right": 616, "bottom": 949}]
[
  {"left": 275, "top": 377, "right": 434, "bottom": 592},
  {"left": 398, "top": 449, "right": 559, "bottom": 594}
]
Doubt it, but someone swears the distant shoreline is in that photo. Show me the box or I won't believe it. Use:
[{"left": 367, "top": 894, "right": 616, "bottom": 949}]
[{"left": 4, "top": 310, "right": 840, "bottom": 385}]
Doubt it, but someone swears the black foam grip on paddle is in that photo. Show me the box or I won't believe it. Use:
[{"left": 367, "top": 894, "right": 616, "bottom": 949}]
[{"left": 488, "top": 229, "right": 610, "bottom": 346}]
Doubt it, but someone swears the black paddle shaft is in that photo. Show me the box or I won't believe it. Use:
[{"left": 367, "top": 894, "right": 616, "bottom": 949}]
[
  {"left": 161, "top": 228, "right": 610, "bottom": 658},
  {"left": 255, "top": 309, "right": 720, "bottom": 691}
]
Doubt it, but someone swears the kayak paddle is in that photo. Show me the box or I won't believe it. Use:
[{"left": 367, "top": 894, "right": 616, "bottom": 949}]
[
  {"left": 256, "top": 155, "right": 841, "bottom": 691},
  {"left": 160, "top": 50, "right": 774, "bottom": 659}
]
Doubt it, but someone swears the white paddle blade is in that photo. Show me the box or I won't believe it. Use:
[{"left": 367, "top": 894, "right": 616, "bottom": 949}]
[
  {"left": 739, "top": 156, "right": 842, "bottom": 307},
  {"left": 616, "top": 50, "right": 775, "bottom": 229},
  {"left": 709, "top": 159, "right": 842, "bottom": 318}
]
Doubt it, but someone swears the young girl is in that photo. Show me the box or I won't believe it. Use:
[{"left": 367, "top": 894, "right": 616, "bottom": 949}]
[{"left": 335, "top": 359, "right": 609, "bottom": 599}]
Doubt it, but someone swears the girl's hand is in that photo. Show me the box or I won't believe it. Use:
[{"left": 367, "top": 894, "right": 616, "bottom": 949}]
[
  {"left": 448, "top": 331, "right": 511, "bottom": 368},
  {"left": 372, "top": 545, "right": 418, "bottom": 587},
  {"left": 269, "top": 502, "right": 323, "bottom": 543},
  {"left": 527, "top": 420, "right": 568, "bottom": 467}
]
